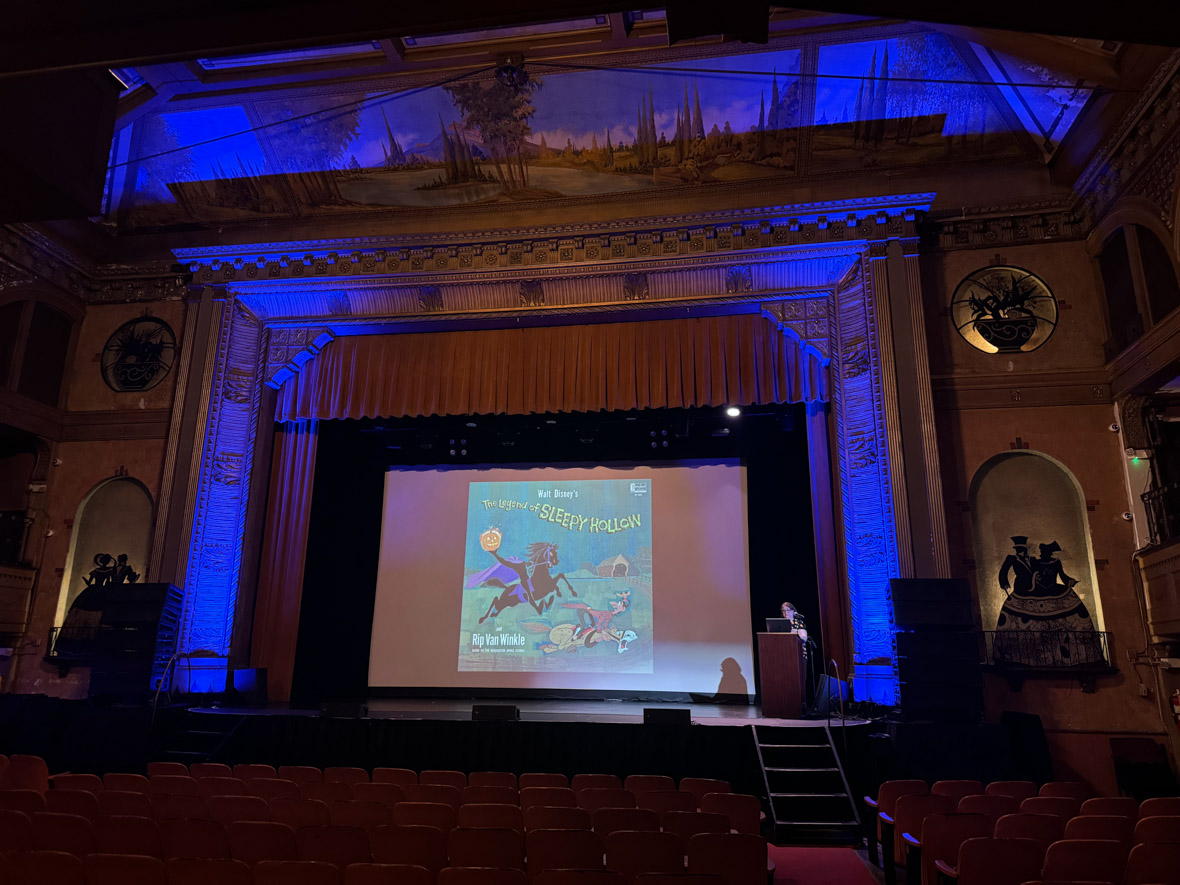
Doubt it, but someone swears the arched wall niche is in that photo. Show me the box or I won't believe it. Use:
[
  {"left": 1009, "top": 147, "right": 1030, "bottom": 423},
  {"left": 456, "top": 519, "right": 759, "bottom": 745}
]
[
  {"left": 969, "top": 451, "right": 1107, "bottom": 662},
  {"left": 54, "top": 477, "right": 154, "bottom": 625}
]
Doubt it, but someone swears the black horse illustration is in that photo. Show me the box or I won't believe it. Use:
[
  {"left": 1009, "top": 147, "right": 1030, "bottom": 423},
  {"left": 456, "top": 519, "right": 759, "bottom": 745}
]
[{"left": 478, "top": 541, "right": 577, "bottom": 624}]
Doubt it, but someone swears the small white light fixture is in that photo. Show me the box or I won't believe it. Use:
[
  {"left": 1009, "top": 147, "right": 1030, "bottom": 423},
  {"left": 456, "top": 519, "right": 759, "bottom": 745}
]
[{"left": 725, "top": 406, "right": 741, "bottom": 417}]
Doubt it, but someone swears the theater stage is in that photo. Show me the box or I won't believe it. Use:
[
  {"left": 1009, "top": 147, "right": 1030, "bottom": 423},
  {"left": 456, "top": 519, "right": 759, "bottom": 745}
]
[{"left": 192, "top": 697, "right": 865, "bottom": 729}]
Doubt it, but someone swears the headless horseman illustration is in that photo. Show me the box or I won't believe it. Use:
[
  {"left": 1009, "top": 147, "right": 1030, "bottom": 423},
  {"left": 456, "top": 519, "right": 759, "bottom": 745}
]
[{"left": 994, "top": 536, "right": 1102, "bottom": 666}]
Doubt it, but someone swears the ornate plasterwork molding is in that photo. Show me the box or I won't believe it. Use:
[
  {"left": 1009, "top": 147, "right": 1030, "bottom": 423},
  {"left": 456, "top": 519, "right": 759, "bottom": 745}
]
[
  {"left": 1074, "top": 52, "right": 1180, "bottom": 229},
  {"left": 761, "top": 298, "right": 831, "bottom": 361},
  {"left": 173, "top": 196, "right": 929, "bottom": 285},
  {"left": 921, "top": 203, "right": 1088, "bottom": 251},
  {"left": 264, "top": 327, "right": 335, "bottom": 389}
]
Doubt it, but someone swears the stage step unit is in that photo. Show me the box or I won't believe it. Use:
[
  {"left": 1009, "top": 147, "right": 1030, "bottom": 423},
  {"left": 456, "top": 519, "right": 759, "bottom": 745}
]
[{"left": 754, "top": 723, "right": 860, "bottom": 845}]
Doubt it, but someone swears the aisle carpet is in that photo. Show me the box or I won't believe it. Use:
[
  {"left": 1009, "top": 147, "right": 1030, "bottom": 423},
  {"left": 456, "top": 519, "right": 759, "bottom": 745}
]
[{"left": 770, "top": 846, "right": 880, "bottom": 885}]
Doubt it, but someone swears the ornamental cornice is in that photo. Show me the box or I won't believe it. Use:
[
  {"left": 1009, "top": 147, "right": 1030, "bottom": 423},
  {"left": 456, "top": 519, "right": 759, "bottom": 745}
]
[
  {"left": 177, "top": 197, "right": 927, "bottom": 286},
  {"left": 920, "top": 204, "right": 1087, "bottom": 250}
]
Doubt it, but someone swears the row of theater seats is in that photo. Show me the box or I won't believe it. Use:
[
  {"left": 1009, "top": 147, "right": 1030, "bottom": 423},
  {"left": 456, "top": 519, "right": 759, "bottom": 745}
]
[
  {"left": 0, "top": 813, "right": 766, "bottom": 884},
  {"left": 0, "top": 757, "right": 768, "bottom": 885},
  {"left": 866, "top": 777, "right": 1180, "bottom": 885}
]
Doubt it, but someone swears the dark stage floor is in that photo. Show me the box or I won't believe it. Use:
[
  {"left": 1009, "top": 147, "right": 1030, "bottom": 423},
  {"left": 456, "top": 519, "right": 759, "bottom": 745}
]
[{"left": 193, "top": 697, "right": 866, "bottom": 728}]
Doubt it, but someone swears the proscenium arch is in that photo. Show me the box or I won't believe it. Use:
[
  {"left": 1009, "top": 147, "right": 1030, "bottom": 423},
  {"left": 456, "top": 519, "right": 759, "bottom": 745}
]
[
  {"left": 968, "top": 449, "right": 1106, "bottom": 637},
  {"left": 54, "top": 476, "right": 155, "bottom": 625}
]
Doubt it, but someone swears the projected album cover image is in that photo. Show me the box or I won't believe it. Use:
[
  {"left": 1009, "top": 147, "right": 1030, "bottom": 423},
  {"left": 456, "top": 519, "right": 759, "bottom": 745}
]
[{"left": 459, "top": 478, "right": 653, "bottom": 674}]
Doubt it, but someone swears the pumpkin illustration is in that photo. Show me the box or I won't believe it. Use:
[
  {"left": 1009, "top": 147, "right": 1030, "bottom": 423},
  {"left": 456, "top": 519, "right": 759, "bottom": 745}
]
[{"left": 480, "top": 527, "right": 503, "bottom": 552}]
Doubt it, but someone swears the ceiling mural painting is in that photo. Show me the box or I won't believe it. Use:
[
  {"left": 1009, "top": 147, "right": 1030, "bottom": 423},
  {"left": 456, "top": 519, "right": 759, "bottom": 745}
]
[{"left": 102, "top": 31, "right": 1093, "bottom": 231}]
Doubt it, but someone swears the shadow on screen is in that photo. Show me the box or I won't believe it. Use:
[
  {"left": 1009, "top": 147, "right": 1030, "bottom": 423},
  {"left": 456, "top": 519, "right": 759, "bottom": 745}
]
[{"left": 688, "top": 657, "right": 750, "bottom": 705}]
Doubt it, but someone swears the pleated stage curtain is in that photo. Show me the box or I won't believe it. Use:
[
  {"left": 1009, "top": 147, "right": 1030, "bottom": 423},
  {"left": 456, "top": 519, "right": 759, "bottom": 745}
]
[
  {"left": 275, "top": 314, "right": 826, "bottom": 422},
  {"left": 251, "top": 419, "right": 318, "bottom": 702}
]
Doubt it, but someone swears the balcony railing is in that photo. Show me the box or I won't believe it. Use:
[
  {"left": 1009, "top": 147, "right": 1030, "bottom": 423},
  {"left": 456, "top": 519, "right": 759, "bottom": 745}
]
[
  {"left": 982, "top": 629, "right": 1112, "bottom": 669},
  {"left": 1143, "top": 483, "right": 1180, "bottom": 547}
]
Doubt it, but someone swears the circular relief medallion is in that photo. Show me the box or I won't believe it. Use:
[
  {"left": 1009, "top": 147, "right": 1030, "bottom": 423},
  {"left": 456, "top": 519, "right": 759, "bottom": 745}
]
[
  {"left": 101, "top": 317, "right": 177, "bottom": 392},
  {"left": 950, "top": 265, "right": 1058, "bottom": 354}
]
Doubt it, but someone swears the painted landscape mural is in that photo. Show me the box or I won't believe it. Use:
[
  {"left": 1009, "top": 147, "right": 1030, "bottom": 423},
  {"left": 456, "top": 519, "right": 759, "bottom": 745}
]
[{"left": 103, "top": 32, "right": 1090, "bottom": 229}]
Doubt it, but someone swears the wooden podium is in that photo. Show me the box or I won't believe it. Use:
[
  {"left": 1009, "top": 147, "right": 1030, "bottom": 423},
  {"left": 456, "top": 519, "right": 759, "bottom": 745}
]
[{"left": 758, "top": 632, "right": 805, "bottom": 719}]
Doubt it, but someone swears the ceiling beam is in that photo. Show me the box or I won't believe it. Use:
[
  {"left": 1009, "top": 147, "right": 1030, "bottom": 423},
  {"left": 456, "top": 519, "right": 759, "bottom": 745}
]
[
  {"left": 0, "top": 0, "right": 1175, "bottom": 79},
  {"left": 928, "top": 24, "right": 1123, "bottom": 87}
]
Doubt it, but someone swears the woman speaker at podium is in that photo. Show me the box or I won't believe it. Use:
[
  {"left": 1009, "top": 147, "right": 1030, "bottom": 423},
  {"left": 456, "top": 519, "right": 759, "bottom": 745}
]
[{"left": 779, "top": 601, "right": 808, "bottom": 643}]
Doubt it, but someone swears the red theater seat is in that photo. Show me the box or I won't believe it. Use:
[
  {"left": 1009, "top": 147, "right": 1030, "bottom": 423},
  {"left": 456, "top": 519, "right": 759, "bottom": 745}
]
[
  {"left": 255, "top": 859, "right": 342, "bottom": 885},
  {"left": 1063, "top": 813, "right": 1135, "bottom": 849},
  {"left": 520, "top": 787, "right": 577, "bottom": 811},
  {"left": 606, "top": 829, "right": 685, "bottom": 881},
  {"left": 930, "top": 781, "right": 983, "bottom": 804},
  {"left": 983, "top": 781, "right": 1036, "bottom": 801},
  {"left": 1124, "top": 840, "right": 1180, "bottom": 885},
  {"left": 250, "top": 778, "right": 303, "bottom": 801},
  {"left": 910, "top": 812, "right": 991, "bottom": 885},
  {"left": 103, "top": 774, "right": 149, "bottom": 794},
  {"left": 9, "top": 755, "right": 50, "bottom": 795},
  {"left": 208, "top": 795, "right": 270, "bottom": 824},
  {"left": 534, "top": 872, "right": 624, "bottom": 885},
  {"left": 686, "top": 833, "right": 767, "bottom": 885},
  {"left": 678, "top": 779, "right": 730, "bottom": 809},
  {"left": 955, "top": 794, "right": 1020, "bottom": 823},
  {"left": 1080, "top": 797, "right": 1139, "bottom": 818},
  {"left": 151, "top": 793, "right": 211, "bottom": 821},
  {"left": 661, "top": 811, "right": 729, "bottom": 841},
  {"left": 0, "top": 788, "right": 47, "bottom": 815},
  {"left": 524, "top": 805, "right": 592, "bottom": 832},
  {"left": 526, "top": 829, "right": 604, "bottom": 878},
  {"left": 577, "top": 789, "right": 636, "bottom": 813},
  {"left": 98, "top": 791, "right": 152, "bottom": 818},
  {"left": 437, "top": 867, "right": 527, "bottom": 885},
  {"left": 325, "top": 768, "right": 371, "bottom": 787},
  {"left": 84, "top": 852, "right": 167, "bottom": 885},
  {"left": 636, "top": 790, "right": 696, "bottom": 819},
  {"left": 372, "top": 769, "right": 417, "bottom": 790},
  {"left": 393, "top": 801, "right": 457, "bottom": 832},
  {"left": 46, "top": 789, "right": 100, "bottom": 822},
  {"left": 463, "top": 785, "right": 518, "bottom": 806},
  {"left": 1019, "top": 796, "right": 1081, "bottom": 822},
  {"left": 992, "top": 812, "right": 1063, "bottom": 854},
  {"left": 190, "top": 763, "right": 233, "bottom": 779},
  {"left": 271, "top": 797, "right": 332, "bottom": 829},
  {"left": 1038, "top": 781, "right": 1091, "bottom": 801},
  {"left": 700, "top": 793, "right": 760, "bottom": 836},
  {"left": 420, "top": 771, "right": 467, "bottom": 790},
  {"left": 447, "top": 826, "right": 526, "bottom": 871},
  {"left": 280, "top": 766, "right": 325, "bottom": 785},
  {"left": 1139, "top": 797, "right": 1180, "bottom": 819},
  {"left": 303, "top": 782, "right": 354, "bottom": 803},
  {"left": 146, "top": 762, "right": 189, "bottom": 778},
  {"left": 327, "top": 800, "right": 391, "bottom": 832},
  {"left": 95, "top": 815, "right": 163, "bottom": 858},
  {"left": 162, "top": 818, "right": 231, "bottom": 860},
  {"left": 572, "top": 775, "right": 622, "bottom": 793},
  {"left": 164, "top": 858, "right": 253, "bottom": 885},
  {"left": 458, "top": 802, "right": 524, "bottom": 833},
  {"left": 592, "top": 807, "right": 660, "bottom": 838},
  {"left": 404, "top": 783, "right": 461, "bottom": 810},
  {"left": 932, "top": 835, "right": 1043, "bottom": 885},
  {"left": 33, "top": 812, "right": 96, "bottom": 857},
  {"left": 53, "top": 774, "right": 104, "bottom": 795},
  {"left": 149, "top": 776, "right": 199, "bottom": 797},
  {"left": 469, "top": 772, "right": 518, "bottom": 790},
  {"left": 9, "top": 849, "right": 84, "bottom": 885},
  {"left": 370, "top": 824, "right": 447, "bottom": 875},
  {"left": 198, "top": 777, "right": 251, "bottom": 799},
  {"left": 519, "top": 774, "right": 569, "bottom": 789},
  {"left": 227, "top": 820, "right": 298, "bottom": 866},
  {"left": 886, "top": 794, "right": 955, "bottom": 865},
  {"left": 633, "top": 876, "right": 724, "bottom": 885},
  {"left": 347, "top": 862, "right": 434, "bottom": 885},
  {"left": 233, "top": 765, "right": 278, "bottom": 782},
  {"left": 0, "top": 808, "right": 33, "bottom": 856},
  {"left": 623, "top": 776, "right": 675, "bottom": 795},
  {"left": 350, "top": 783, "right": 404, "bottom": 811},
  {"left": 297, "top": 824, "right": 372, "bottom": 869},
  {"left": 1040, "top": 838, "right": 1128, "bottom": 884},
  {"left": 1134, "top": 815, "right": 1180, "bottom": 844}
]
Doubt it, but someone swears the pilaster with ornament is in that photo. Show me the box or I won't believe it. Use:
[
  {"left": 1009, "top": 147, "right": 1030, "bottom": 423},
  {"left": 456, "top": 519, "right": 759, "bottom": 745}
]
[
  {"left": 180, "top": 298, "right": 266, "bottom": 659},
  {"left": 829, "top": 253, "right": 902, "bottom": 704}
]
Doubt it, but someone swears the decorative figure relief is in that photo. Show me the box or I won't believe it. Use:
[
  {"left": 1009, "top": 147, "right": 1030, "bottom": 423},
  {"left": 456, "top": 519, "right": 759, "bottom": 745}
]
[
  {"left": 326, "top": 293, "right": 352, "bottom": 316},
  {"left": 520, "top": 280, "right": 545, "bottom": 307},
  {"left": 950, "top": 265, "right": 1058, "bottom": 354},
  {"left": 993, "top": 536, "right": 1104, "bottom": 666},
  {"left": 726, "top": 265, "right": 754, "bottom": 293},
  {"left": 418, "top": 286, "right": 444, "bottom": 312},
  {"left": 211, "top": 451, "right": 245, "bottom": 486},
  {"left": 622, "top": 273, "right": 650, "bottom": 301},
  {"left": 101, "top": 317, "right": 177, "bottom": 392},
  {"left": 222, "top": 369, "right": 252, "bottom": 405}
]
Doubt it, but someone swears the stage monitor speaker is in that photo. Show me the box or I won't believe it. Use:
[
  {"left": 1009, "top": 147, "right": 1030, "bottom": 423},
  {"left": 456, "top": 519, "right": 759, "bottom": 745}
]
[
  {"left": 812, "top": 675, "right": 849, "bottom": 717},
  {"left": 890, "top": 578, "right": 974, "bottom": 629},
  {"left": 226, "top": 668, "right": 268, "bottom": 706},
  {"left": 643, "top": 707, "right": 691, "bottom": 726},
  {"left": 472, "top": 704, "right": 520, "bottom": 721},
  {"left": 319, "top": 701, "right": 368, "bottom": 718}
]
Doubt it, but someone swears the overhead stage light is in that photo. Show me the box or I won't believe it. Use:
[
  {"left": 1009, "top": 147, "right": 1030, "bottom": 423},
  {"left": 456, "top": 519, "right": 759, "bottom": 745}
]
[{"left": 725, "top": 406, "right": 741, "bottom": 417}]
